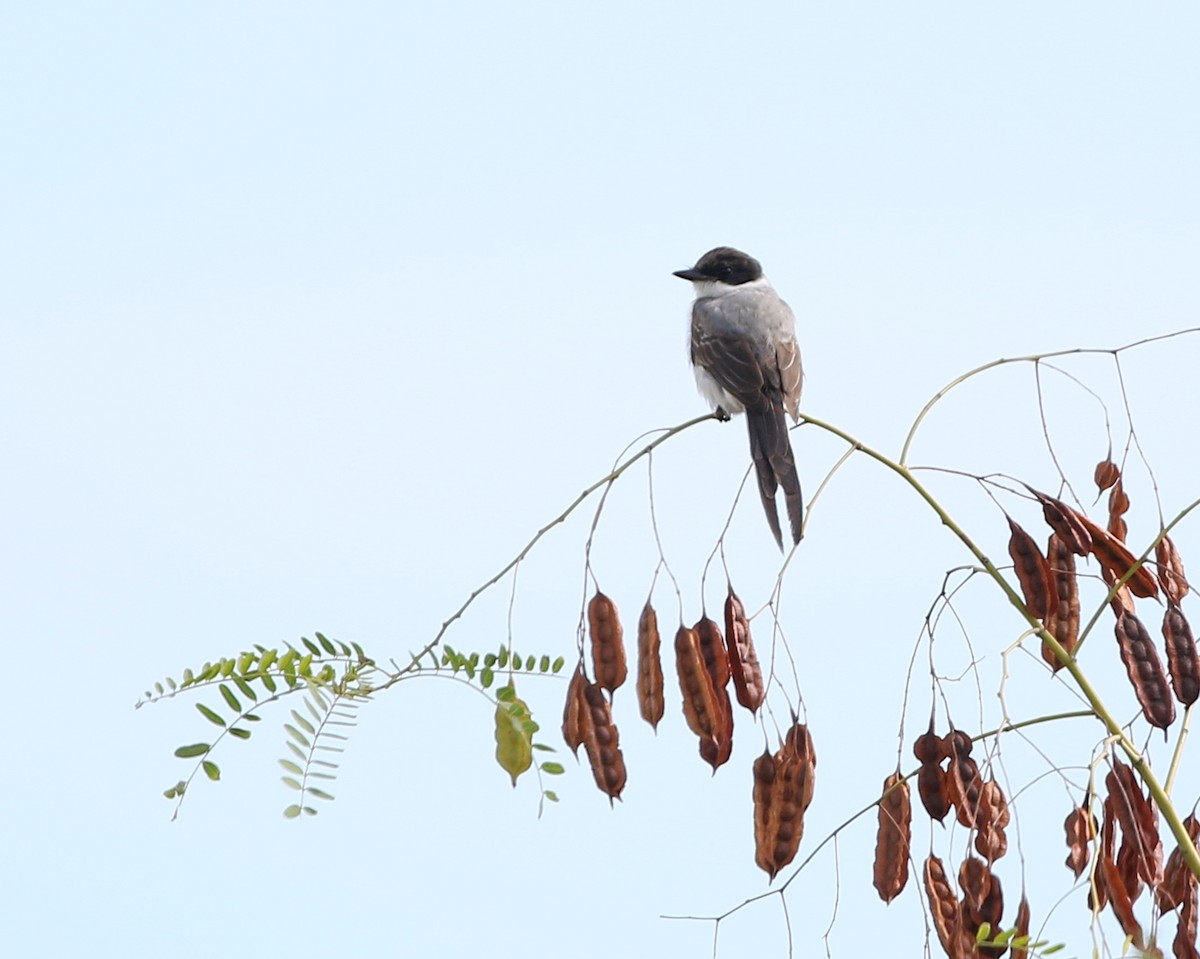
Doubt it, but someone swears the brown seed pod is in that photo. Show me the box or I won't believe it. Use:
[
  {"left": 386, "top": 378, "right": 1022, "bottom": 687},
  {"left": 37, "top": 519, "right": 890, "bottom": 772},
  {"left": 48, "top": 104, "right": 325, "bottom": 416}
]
[
  {"left": 694, "top": 616, "right": 731, "bottom": 690},
  {"left": 752, "top": 724, "right": 816, "bottom": 880},
  {"left": 1159, "top": 814, "right": 1200, "bottom": 912},
  {"left": 924, "top": 855, "right": 973, "bottom": 959},
  {"left": 698, "top": 685, "right": 734, "bottom": 772},
  {"left": 1116, "top": 838, "right": 1144, "bottom": 906},
  {"left": 1076, "top": 513, "right": 1161, "bottom": 599},
  {"left": 752, "top": 749, "right": 778, "bottom": 877},
  {"left": 1007, "top": 517, "right": 1059, "bottom": 619},
  {"left": 675, "top": 625, "right": 722, "bottom": 742},
  {"left": 1064, "top": 803, "right": 1096, "bottom": 878},
  {"left": 1106, "top": 760, "right": 1163, "bottom": 888},
  {"left": 561, "top": 663, "right": 588, "bottom": 756},
  {"left": 872, "top": 772, "right": 911, "bottom": 903},
  {"left": 1095, "top": 458, "right": 1121, "bottom": 492},
  {"left": 947, "top": 740, "right": 983, "bottom": 828},
  {"left": 1101, "top": 850, "right": 1145, "bottom": 944},
  {"left": 959, "top": 856, "right": 1004, "bottom": 935},
  {"left": 1115, "top": 610, "right": 1177, "bottom": 729},
  {"left": 635, "top": 602, "right": 664, "bottom": 729},
  {"left": 1165, "top": 604, "right": 1200, "bottom": 707},
  {"left": 724, "top": 587, "right": 765, "bottom": 713},
  {"left": 918, "top": 762, "right": 953, "bottom": 824},
  {"left": 1176, "top": 887, "right": 1200, "bottom": 959},
  {"left": 1110, "top": 479, "right": 1131, "bottom": 518},
  {"left": 1158, "top": 535, "right": 1192, "bottom": 607},
  {"left": 579, "top": 680, "right": 626, "bottom": 803},
  {"left": 974, "top": 780, "right": 1011, "bottom": 862},
  {"left": 1010, "top": 896, "right": 1031, "bottom": 959},
  {"left": 587, "top": 592, "right": 627, "bottom": 693},
  {"left": 1042, "top": 533, "right": 1081, "bottom": 671},
  {"left": 1032, "top": 490, "right": 1093, "bottom": 556},
  {"left": 914, "top": 729, "right": 946, "bottom": 763}
]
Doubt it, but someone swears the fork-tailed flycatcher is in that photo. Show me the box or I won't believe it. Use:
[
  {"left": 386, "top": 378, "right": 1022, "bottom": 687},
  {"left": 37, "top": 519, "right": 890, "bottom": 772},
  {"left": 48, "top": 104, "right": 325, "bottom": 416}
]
[{"left": 674, "top": 246, "right": 804, "bottom": 548}]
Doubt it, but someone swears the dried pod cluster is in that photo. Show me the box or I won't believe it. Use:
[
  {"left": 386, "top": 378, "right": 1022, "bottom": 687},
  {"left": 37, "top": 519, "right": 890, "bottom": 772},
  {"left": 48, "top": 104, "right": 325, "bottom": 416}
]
[
  {"left": 752, "top": 722, "right": 816, "bottom": 880},
  {"left": 1059, "top": 760, "right": 1200, "bottom": 952},
  {"left": 675, "top": 624, "right": 733, "bottom": 771},
  {"left": 562, "top": 665, "right": 626, "bottom": 803}
]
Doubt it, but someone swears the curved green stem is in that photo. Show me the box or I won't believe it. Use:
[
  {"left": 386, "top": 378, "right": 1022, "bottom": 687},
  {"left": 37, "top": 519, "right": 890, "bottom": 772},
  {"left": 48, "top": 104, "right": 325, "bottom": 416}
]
[{"left": 802, "top": 410, "right": 1200, "bottom": 881}]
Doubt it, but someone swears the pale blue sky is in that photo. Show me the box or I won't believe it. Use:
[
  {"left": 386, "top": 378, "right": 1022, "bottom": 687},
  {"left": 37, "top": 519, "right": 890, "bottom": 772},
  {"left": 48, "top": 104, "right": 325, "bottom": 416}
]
[{"left": 5, "top": 3, "right": 1200, "bottom": 957}]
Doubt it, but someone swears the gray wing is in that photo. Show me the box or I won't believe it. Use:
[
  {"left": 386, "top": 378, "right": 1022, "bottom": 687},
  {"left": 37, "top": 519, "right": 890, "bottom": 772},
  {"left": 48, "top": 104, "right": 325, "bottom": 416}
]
[{"left": 691, "top": 303, "right": 802, "bottom": 418}]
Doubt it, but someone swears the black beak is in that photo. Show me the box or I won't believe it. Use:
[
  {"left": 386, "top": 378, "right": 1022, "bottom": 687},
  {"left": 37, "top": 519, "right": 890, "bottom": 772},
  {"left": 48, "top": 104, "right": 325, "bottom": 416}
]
[{"left": 673, "top": 268, "right": 705, "bottom": 281}]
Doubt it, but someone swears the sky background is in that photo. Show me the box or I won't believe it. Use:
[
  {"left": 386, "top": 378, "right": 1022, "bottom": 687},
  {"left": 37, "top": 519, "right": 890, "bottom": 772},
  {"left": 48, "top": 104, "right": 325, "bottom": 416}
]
[{"left": 5, "top": 3, "right": 1200, "bottom": 957}]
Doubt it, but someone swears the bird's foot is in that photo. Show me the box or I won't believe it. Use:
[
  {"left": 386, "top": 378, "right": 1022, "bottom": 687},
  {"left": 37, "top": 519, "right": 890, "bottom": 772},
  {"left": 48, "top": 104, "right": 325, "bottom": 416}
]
[{"left": 714, "top": 406, "right": 732, "bottom": 422}]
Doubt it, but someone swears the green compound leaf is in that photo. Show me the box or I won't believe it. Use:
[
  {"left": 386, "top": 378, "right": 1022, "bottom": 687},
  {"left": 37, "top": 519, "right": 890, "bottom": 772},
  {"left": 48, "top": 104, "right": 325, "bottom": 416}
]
[
  {"left": 202, "top": 760, "right": 220, "bottom": 781},
  {"left": 281, "top": 776, "right": 302, "bottom": 791},
  {"left": 494, "top": 683, "right": 533, "bottom": 786},
  {"left": 228, "top": 727, "right": 251, "bottom": 740},
  {"left": 308, "top": 788, "right": 335, "bottom": 801},
  {"left": 543, "top": 790, "right": 559, "bottom": 802},
  {"left": 301, "top": 637, "right": 321, "bottom": 656},
  {"left": 552, "top": 656, "right": 565, "bottom": 673},
  {"left": 195, "top": 703, "right": 226, "bottom": 727},
  {"left": 316, "top": 633, "right": 337, "bottom": 656},
  {"left": 279, "top": 760, "right": 303, "bottom": 775},
  {"left": 283, "top": 804, "right": 302, "bottom": 819},
  {"left": 539, "top": 655, "right": 550, "bottom": 672},
  {"left": 540, "top": 762, "right": 565, "bottom": 775},
  {"left": 174, "top": 743, "right": 211, "bottom": 759}
]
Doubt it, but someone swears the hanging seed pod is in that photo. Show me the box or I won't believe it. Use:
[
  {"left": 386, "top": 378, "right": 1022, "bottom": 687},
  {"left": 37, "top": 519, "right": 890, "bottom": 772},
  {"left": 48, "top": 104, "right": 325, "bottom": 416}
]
[
  {"left": 946, "top": 731, "right": 983, "bottom": 828},
  {"left": 1031, "top": 489, "right": 1093, "bottom": 556},
  {"left": 1106, "top": 760, "right": 1163, "bottom": 888},
  {"left": 752, "top": 725, "right": 816, "bottom": 880},
  {"left": 1159, "top": 814, "right": 1200, "bottom": 912},
  {"left": 1165, "top": 604, "right": 1200, "bottom": 707},
  {"left": 1101, "top": 852, "right": 1145, "bottom": 944},
  {"left": 725, "top": 587, "right": 765, "bottom": 713},
  {"left": 924, "top": 855, "right": 972, "bottom": 959},
  {"left": 1158, "top": 535, "right": 1192, "bottom": 607},
  {"left": 752, "top": 749, "right": 778, "bottom": 877},
  {"left": 1077, "top": 514, "right": 1160, "bottom": 599},
  {"left": 1108, "top": 478, "right": 1130, "bottom": 543},
  {"left": 1115, "top": 611, "right": 1177, "bottom": 729},
  {"left": 1010, "top": 896, "right": 1032, "bottom": 959},
  {"left": 873, "top": 772, "right": 911, "bottom": 903},
  {"left": 1007, "top": 517, "right": 1058, "bottom": 619},
  {"left": 675, "top": 625, "right": 721, "bottom": 741},
  {"left": 974, "top": 779, "right": 1011, "bottom": 862},
  {"left": 562, "top": 663, "right": 588, "bottom": 756},
  {"left": 1096, "top": 459, "right": 1121, "bottom": 492},
  {"left": 914, "top": 729, "right": 946, "bottom": 763},
  {"left": 698, "top": 686, "right": 734, "bottom": 772},
  {"left": 1064, "top": 802, "right": 1096, "bottom": 878},
  {"left": 587, "top": 592, "right": 627, "bottom": 693},
  {"left": 635, "top": 602, "right": 664, "bottom": 729},
  {"left": 695, "top": 616, "right": 731, "bottom": 690},
  {"left": 579, "top": 680, "right": 626, "bottom": 803},
  {"left": 1116, "top": 839, "right": 1144, "bottom": 906},
  {"left": 1176, "top": 888, "right": 1200, "bottom": 959},
  {"left": 960, "top": 856, "right": 1004, "bottom": 934},
  {"left": 918, "top": 763, "right": 953, "bottom": 824},
  {"left": 1042, "top": 533, "right": 1081, "bottom": 671}
]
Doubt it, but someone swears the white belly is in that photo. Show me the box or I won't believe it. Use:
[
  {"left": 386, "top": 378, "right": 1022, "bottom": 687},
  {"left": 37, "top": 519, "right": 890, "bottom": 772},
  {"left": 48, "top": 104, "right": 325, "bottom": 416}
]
[{"left": 693, "top": 365, "right": 745, "bottom": 415}]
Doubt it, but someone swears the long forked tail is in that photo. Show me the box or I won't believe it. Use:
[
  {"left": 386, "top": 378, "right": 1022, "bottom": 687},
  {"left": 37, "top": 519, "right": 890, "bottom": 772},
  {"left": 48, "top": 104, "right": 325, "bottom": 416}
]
[{"left": 746, "top": 404, "right": 804, "bottom": 549}]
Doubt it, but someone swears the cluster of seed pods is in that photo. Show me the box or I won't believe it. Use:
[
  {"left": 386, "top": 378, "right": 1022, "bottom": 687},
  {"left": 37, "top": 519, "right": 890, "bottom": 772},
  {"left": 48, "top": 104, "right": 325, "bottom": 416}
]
[
  {"left": 561, "top": 583, "right": 821, "bottom": 878},
  {"left": 1059, "top": 757, "right": 1200, "bottom": 956},
  {"left": 1008, "top": 460, "right": 1198, "bottom": 734}
]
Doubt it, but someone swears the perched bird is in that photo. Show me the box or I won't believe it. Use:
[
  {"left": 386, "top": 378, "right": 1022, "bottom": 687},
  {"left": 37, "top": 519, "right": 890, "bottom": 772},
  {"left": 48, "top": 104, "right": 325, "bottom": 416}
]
[{"left": 674, "top": 246, "right": 804, "bottom": 548}]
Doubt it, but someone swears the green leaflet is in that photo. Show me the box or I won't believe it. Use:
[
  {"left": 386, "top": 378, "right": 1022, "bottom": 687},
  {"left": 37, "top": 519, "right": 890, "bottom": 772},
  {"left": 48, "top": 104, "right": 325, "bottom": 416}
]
[{"left": 493, "top": 683, "right": 533, "bottom": 787}]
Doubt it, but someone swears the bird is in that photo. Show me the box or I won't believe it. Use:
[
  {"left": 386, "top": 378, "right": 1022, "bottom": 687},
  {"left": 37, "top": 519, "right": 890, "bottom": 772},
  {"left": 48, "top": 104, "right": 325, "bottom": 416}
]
[{"left": 674, "top": 246, "right": 804, "bottom": 548}]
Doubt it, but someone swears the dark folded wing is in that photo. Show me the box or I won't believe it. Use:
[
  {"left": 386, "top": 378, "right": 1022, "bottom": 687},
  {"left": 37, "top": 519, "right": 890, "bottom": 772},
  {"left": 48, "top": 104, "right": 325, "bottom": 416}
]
[{"left": 690, "top": 322, "right": 772, "bottom": 412}]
